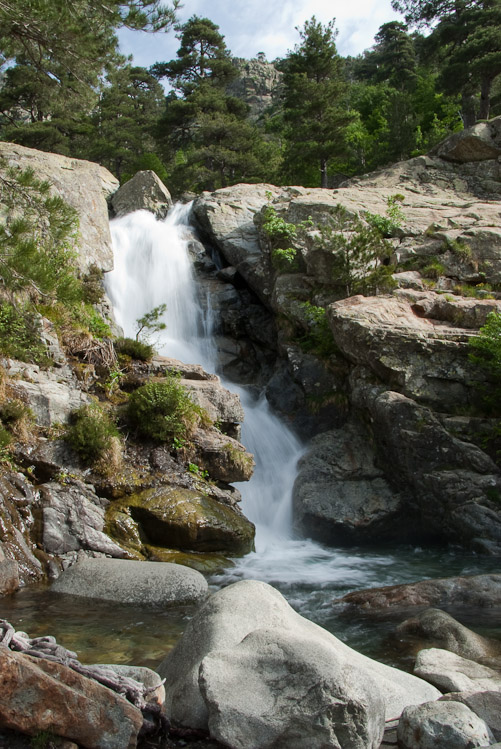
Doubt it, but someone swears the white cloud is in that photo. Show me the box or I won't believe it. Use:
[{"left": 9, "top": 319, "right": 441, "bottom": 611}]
[{"left": 118, "top": 0, "right": 403, "bottom": 68}]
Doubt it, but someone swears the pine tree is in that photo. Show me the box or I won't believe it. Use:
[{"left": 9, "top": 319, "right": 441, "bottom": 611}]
[{"left": 279, "top": 17, "right": 354, "bottom": 188}]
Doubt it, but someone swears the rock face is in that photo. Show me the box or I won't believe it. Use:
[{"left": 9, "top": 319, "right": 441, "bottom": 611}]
[
  {"left": 0, "top": 141, "right": 118, "bottom": 272},
  {"left": 158, "top": 580, "right": 440, "bottom": 748},
  {"left": 51, "top": 556, "right": 208, "bottom": 606},
  {"left": 111, "top": 169, "right": 172, "bottom": 219},
  {"left": 0, "top": 647, "right": 143, "bottom": 749},
  {"left": 228, "top": 57, "right": 282, "bottom": 121}
]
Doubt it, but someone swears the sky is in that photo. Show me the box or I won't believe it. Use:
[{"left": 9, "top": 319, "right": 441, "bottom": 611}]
[{"left": 118, "top": 0, "right": 404, "bottom": 69}]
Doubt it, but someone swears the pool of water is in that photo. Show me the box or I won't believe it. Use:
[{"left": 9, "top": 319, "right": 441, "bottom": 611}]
[{"left": 1, "top": 542, "right": 498, "bottom": 672}]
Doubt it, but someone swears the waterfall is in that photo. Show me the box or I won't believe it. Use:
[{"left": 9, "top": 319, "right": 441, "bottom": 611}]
[{"left": 107, "top": 205, "right": 478, "bottom": 626}]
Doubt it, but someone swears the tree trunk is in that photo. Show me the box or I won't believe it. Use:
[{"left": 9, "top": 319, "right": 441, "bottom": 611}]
[
  {"left": 320, "top": 158, "right": 328, "bottom": 188},
  {"left": 461, "top": 93, "right": 476, "bottom": 129},
  {"left": 479, "top": 76, "right": 492, "bottom": 121}
]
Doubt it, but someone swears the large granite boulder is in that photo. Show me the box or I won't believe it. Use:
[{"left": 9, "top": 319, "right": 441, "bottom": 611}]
[
  {"left": 430, "top": 118, "right": 501, "bottom": 163},
  {"left": 51, "top": 556, "right": 208, "bottom": 606},
  {"left": 414, "top": 648, "right": 501, "bottom": 693},
  {"left": 157, "top": 580, "right": 440, "bottom": 747},
  {"left": 111, "top": 170, "right": 172, "bottom": 219},
  {"left": 0, "top": 141, "right": 118, "bottom": 272},
  {"left": 440, "top": 691, "right": 501, "bottom": 741}
]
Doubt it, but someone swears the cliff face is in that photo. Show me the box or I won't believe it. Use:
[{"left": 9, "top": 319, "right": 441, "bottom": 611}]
[
  {"left": 192, "top": 117, "right": 501, "bottom": 554},
  {"left": 227, "top": 57, "right": 282, "bottom": 121}
]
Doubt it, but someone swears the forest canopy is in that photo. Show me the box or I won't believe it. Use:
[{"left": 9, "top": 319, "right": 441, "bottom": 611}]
[{"left": 0, "top": 0, "right": 500, "bottom": 192}]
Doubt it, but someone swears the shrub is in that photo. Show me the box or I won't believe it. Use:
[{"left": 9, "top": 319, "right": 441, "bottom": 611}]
[
  {"left": 115, "top": 337, "right": 154, "bottom": 362},
  {"left": 0, "top": 302, "right": 51, "bottom": 365},
  {"left": 127, "top": 375, "right": 204, "bottom": 442},
  {"left": 65, "top": 403, "right": 120, "bottom": 463}
]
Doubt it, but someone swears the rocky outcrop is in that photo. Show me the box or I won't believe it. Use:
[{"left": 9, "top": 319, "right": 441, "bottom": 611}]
[
  {"left": 51, "top": 556, "right": 208, "bottom": 606},
  {"left": 414, "top": 648, "right": 501, "bottom": 694},
  {"left": 111, "top": 169, "right": 172, "bottom": 219},
  {"left": 0, "top": 141, "right": 118, "bottom": 272},
  {"left": 228, "top": 57, "right": 282, "bottom": 122},
  {"left": 158, "top": 580, "right": 440, "bottom": 746}
]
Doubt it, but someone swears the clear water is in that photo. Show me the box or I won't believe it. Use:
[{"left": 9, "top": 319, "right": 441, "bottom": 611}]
[{"left": 1, "top": 205, "right": 498, "bottom": 670}]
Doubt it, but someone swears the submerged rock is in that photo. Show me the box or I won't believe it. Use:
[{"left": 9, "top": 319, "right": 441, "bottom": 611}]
[
  {"left": 158, "top": 580, "right": 439, "bottom": 748},
  {"left": 333, "top": 573, "right": 501, "bottom": 610},
  {"left": 51, "top": 556, "right": 208, "bottom": 606}
]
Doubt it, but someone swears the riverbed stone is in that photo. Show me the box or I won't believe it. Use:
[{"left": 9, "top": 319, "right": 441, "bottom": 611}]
[
  {"left": 0, "top": 647, "right": 143, "bottom": 749},
  {"left": 0, "top": 542, "right": 19, "bottom": 595},
  {"left": 414, "top": 648, "right": 501, "bottom": 693},
  {"left": 440, "top": 692, "right": 501, "bottom": 741},
  {"left": 158, "top": 579, "right": 440, "bottom": 743},
  {"left": 333, "top": 573, "right": 501, "bottom": 610},
  {"left": 51, "top": 556, "right": 208, "bottom": 606},
  {"left": 396, "top": 608, "right": 501, "bottom": 663},
  {"left": 397, "top": 700, "right": 494, "bottom": 749}
]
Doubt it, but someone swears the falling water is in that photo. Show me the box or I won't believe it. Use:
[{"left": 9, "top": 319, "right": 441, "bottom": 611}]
[{"left": 106, "top": 206, "right": 499, "bottom": 644}]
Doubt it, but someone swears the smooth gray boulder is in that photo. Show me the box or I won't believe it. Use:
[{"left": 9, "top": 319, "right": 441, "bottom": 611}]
[
  {"left": 441, "top": 692, "right": 501, "bottom": 741},
  {"left": 396, "top": 609, "right": 501, "bottom": 663},
  {"left": 111, "top": 170, "right": 172, "bottom": 219},
  {"left": 414, "top": 648, "right": 501, "bottom": 693},
  {"left": 397, "top": 700, "right": 494, "bottom": 749},
  {"left": 158, "top": 580, "right": 439, "bottom": 748},
  {"left": 51, "top": 557, "right": 208, "bottom": 606}
]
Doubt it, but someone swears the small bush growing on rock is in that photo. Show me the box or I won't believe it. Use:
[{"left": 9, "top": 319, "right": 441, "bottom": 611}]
[
  {"left": 65, "top": 403, "right": 120, "bottom": 463},
  {"left": 115, "top": 337, "right": 154, "bottom": 362},
  {"left": 127, "top": 375, "right": 205, "bottom": 442},
  {"left": 0, "top": 302, "right": 51, "bottom": 365}
]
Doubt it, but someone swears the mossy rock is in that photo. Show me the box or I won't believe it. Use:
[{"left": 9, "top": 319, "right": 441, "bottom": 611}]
[
  {"left": 145, "top": 545, "right": 235, "bottom": 574},
  {"left": 107, "top": 486, "right": 255, "bottom": 556}
]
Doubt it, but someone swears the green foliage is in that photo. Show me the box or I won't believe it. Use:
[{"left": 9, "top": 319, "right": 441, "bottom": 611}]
[
  {"left": 115, "top": 337, "right": 155, "bottom": 362},
  {"left": 298, "top": 302, "right": 338, "bottom": 357},
  {"left": 0, "top": 164, "right": 82, "bottom": 305},
  {"left": 135, "top": 304, "right": 167, "bottom": 342},
  {"left": 65, "top": 403, "right": 120, "bottom": 464},
  {"left": 127, "top": 375, "right": 204, "bottom": 442},
  {"left": 0, "top": 303, "right": 51, "bottom": 365},
  {"left": 0, "top": 399, "right": 32, "bottom": 428},
  {"left": 262, "top": 207, "right": 312, "bottom": 273},
  {"left": 422, "top": 258, "right": 446, "bottom": 279},
  {"left": 81, "top": 264, "right": 105, "bottom": 305},
  {"left": 469, "top": 311, "right": 501, "bottom": 377},
  {"left": 316, "top": 205, "right": 397, "bottom": 296},
  {"left": 365, "top": 194, "right": 405, "bottom": 236},
  {"left": 188, "top": 462, "right": 209, "bottom": 479},
  {"left": 444, "top": 237, "right": 472, "bottom": 261}
]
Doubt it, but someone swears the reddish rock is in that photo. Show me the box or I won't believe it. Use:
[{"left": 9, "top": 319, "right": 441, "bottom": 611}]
[
  {"left": 334, "top": 574, "right": 501, "bottom": 610},
  {"left": 0, "top": 648, "right": 143, "bottom": 749}
]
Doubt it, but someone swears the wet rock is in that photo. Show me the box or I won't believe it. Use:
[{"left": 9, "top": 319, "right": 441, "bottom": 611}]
[
  {"left": 158, "top": 580, "right": 440, "bottom": 740},
  {"left": 440, "top": 692, "right": 501, "bottom": 741},
  {"left": 397, "top": 700, "right": 494, "bottom": 749},
  {"left": 414, "top": 648, "right": 501, "bottom": 693},
  {"left": 93, "top": 664, "right": 166, "bottom": 708},
  {"left": 51, "top": 556, "right": 208, "bottom": 606},
  {"left": 107, "top": 485, "right": 255, "bottom": 556},
  {"left": 40, "top": 480, "right": 128, "bottom": 559},
  {"left": 396, "top": 609, "right": 501, "bottom": 663},
  {"left": 333, "top": 573, "right": 501, "bottom": 610},
  {"left": 293, "top": 422, "right": 403, "bottom": 544},
  {"left": 0, "top": 541, "right": 19, "bottom": 595},
  {"left": 0, "top": 472, "right": 44, "bottom": 587},
  {"left": 111, "top": 170, "right": 172, "bottom": 219},
  {"left": 0, "top": 647, "right": 143, "bottom": 749},
  {"left": 190, "top": 427, "right": 254, "bottom": 483},
  {"left": 0, "top": 141, "right": 118, "bottom": 272}
]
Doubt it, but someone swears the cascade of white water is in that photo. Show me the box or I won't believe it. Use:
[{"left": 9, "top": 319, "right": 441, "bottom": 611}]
[{"left": 106, "top": 206, "right": 452, "bottom": 609}]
